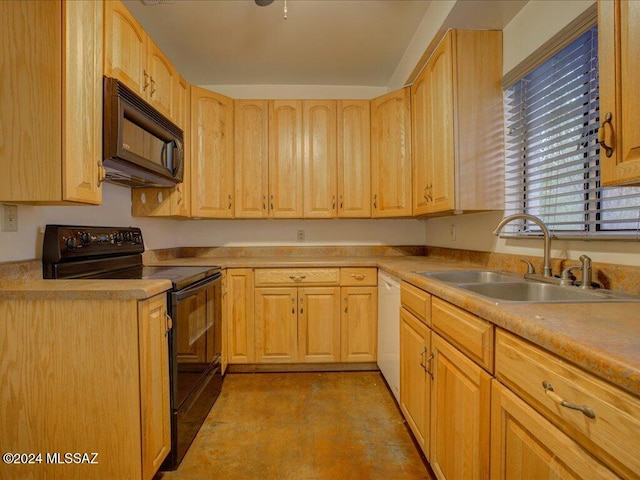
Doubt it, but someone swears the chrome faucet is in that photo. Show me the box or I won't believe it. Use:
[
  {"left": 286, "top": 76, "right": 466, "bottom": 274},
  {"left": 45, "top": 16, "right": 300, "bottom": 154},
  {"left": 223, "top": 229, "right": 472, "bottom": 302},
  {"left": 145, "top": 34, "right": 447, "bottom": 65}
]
[{"left": 492, "top": 213, "right": 553, "bottom": 278}]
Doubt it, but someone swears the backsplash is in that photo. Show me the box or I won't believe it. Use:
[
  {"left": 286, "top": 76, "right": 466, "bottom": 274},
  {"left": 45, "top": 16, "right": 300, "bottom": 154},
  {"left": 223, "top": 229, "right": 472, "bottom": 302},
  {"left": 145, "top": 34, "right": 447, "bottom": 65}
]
[{"left": 2, "top": 245, "right": 638, "bottom": 295}]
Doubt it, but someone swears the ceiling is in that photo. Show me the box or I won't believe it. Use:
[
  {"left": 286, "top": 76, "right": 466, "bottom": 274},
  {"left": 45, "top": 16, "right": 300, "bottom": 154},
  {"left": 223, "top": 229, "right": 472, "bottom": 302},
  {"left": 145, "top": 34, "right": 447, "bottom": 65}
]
[{"left": 122, "top": 0, "right": 528, "bottom": 88}]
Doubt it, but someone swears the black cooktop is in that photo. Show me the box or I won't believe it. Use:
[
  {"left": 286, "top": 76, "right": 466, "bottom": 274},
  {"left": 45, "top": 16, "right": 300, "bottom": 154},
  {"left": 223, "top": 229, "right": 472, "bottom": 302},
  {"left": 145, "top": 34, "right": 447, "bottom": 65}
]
[{"left": 42, "top": 225, "right": 220, "bottom": 290}]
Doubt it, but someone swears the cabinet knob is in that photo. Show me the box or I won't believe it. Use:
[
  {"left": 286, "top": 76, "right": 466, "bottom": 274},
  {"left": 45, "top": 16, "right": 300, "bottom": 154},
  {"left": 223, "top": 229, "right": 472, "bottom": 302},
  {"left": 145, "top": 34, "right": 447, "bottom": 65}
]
[{"left": 542, "top": 381, "right": 595, "bottom": 419}]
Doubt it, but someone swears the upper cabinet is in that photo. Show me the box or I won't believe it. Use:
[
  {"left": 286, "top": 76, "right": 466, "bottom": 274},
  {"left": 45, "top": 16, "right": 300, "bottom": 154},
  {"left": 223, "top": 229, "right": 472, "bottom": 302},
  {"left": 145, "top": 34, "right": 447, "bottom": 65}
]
[
  {"left": 0, "top": 0, "right": 104, "bottom": 205},
  {"left": 269, "top": 100, "right": 304, "bottom": 218},
  {"left": 599, "top": 0, "right": 640, "bottom": 186},
  {"left": 191, "top": 86, "right": 235, "bottom": 218},
  {"left": 412, "top": 29, "right": 503, "bottom": 216},
  {"left": 235, "top": 100, "right": 270, "bottom": 218},
  {"left": 338, "top": 100, "right": 371, "bottom": 218},
  {"left": 371, "top": 88, "right": 413, "bottom": 217},
  {"left": 303, "top": 101, "right": 338, "bottom": 218},
  {"left": 104, "top": 0, "right": 176, "bottom": 122}
]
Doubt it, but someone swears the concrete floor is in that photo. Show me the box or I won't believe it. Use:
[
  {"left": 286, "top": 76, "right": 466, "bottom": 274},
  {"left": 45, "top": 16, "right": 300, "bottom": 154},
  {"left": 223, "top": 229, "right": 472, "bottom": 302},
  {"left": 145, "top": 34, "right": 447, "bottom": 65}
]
[{"left": 156, "top": 371, "right": 434, "bottom": 480}]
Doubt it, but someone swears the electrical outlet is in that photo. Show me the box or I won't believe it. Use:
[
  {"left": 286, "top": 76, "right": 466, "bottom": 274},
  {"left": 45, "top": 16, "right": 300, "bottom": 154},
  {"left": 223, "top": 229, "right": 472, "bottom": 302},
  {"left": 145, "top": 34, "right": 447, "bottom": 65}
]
[
  {"left": 297, "top": 229, "right": 305, "bottom": 242},
  {"left": 1, "top": 204, "right": 18, "bottom": 232},
  {"left": 449, "top": 224, "right": 456, "bottom": 241}
]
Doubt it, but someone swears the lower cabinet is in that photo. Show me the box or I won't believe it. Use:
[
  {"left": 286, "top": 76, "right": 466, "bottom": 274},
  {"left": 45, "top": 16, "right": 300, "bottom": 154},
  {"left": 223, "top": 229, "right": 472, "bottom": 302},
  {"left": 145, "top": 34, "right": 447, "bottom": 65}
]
[
  {"left": 0, "top": 293, "right": 171, "bottom": 480},
  {"left": 399, "top": 306, "right": 432, "bottom": 458},
  {"left": 491, "top": 381, "right": 619, "bottom": 480},
  {"left": 227, "top": 267, "right": 378, "bottom": 366},
  {"left": 430, "top": 332, "right": 492, "bottom": 480}
]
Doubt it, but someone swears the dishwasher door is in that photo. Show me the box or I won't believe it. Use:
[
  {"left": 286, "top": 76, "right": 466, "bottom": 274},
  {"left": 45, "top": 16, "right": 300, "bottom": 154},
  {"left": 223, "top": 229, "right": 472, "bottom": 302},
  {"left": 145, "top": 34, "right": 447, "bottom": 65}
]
[{"left": 377, "top": 270, "right": 401, "bottom": 402}]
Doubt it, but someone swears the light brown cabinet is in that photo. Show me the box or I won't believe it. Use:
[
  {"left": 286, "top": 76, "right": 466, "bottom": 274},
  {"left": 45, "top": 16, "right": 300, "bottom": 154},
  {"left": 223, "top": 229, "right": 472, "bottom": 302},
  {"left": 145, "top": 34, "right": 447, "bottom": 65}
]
[
  {"left": 371, "top": 88, "right": 412, "bottom": 217},
  {"left": 491, "top": 381, "right": 619, "bottom": 480},
  {"left": 599, "top": 0, "right": 640, "bottom": 186},
  {"left": 269, "top": 100, "right": 304, "bottom": 218},
  {"left": 0, "top": 292, "right": 171, "bottom": 480},
  {"left": 234, "top": 100, "right": 270, "bottom": 218},
  {"left": 303, "top": 101, "right": 338, "bottom": 218},
  {"left": 226, "top": 269, "right": 256, "bottom": 364},
  {"left": 0, "top": 0, "right": 103, "bottom": 205},
  {"left": 338, "top": 100, "right": 372, "bottom": 217},
  {"left": 254, "top": 268, "right": 341, "bottom": 363},
  {"left": 341, "top": 286, "right": 377, "bottom": 362},
  {"left": 237, "top": 268, "right": 377, "bottom": 366},
  {"left": 191, "top": 86, "right": 235, "bottom": 218},
  {"left": 104, "top": 0, "right": 175, "bottom": 121},
  {"left": 430, "top": 332, "right": 492, "bottom": 480},
  {"left": 412, "top": 29, "right": 503, "bottom": 216},
  {"left": 400, "top": 304, "right": 432, "bottom": 458},
  {"left": 494, "top": 329, "right": 640, "bottom": 479}
]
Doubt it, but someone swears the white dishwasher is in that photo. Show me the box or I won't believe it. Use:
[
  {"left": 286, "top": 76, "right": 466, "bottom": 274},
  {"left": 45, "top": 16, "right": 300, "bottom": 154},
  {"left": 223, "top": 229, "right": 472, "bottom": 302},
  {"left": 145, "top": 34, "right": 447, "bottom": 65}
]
[{"left": 377, "top": 270, "right": 401, "bottom": 402}]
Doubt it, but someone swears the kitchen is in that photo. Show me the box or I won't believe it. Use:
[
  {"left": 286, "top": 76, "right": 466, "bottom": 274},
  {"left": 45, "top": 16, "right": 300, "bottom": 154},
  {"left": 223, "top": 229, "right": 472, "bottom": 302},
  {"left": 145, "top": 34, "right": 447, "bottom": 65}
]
[{"left": 1, "top": 0, "right": 640, "bottom": 479}]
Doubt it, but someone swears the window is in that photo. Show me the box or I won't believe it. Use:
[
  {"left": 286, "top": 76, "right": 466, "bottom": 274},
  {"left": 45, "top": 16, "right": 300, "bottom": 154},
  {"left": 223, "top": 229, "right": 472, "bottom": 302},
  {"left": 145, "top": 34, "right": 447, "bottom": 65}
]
[{"left": 503, "top": 25, "right": 640, "bottom": 238}]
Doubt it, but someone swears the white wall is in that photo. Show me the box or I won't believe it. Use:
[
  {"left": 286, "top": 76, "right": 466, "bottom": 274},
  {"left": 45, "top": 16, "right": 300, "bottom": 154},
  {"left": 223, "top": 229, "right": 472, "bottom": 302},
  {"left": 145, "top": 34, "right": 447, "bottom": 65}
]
[
  {"left": 424, "top": 0, "right": 640, "bottom": 267},
  {"left": 0, "top": 182, "right": 426, "bottom": 262}
]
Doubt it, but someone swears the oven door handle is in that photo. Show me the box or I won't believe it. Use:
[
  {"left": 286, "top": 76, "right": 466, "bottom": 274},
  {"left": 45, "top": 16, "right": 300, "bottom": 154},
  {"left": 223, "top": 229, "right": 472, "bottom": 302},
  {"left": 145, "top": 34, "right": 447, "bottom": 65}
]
[{"left": 171, "top": 272, "right": 222, "bottom": 302}]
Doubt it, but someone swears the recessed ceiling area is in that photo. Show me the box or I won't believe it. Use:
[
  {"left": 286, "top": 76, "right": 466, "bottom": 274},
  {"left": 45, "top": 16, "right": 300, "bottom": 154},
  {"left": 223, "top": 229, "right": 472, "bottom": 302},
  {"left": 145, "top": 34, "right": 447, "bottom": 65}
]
[{"left": 123, "top": 0, "right": 528, "bottom": 88}]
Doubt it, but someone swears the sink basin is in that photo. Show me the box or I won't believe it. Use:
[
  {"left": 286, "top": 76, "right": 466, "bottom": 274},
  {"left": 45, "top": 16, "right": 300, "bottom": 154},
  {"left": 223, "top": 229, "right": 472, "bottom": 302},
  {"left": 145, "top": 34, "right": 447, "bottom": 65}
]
[
  {"left": 459, "top": 282, "right": 640, "bottom": 303},
  {"left": 415, "top": 270, "right": 520, "bottom": 284}
]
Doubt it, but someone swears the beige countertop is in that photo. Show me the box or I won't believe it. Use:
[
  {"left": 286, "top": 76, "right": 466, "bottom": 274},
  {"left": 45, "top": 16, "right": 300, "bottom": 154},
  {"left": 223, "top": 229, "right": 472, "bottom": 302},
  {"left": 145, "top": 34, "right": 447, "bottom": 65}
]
[
  {"left": 0, "top": 279, "right": 172, "bottom": 301},
  {"left": 147, "top": 255, "right": 640, "bottom": 397}
]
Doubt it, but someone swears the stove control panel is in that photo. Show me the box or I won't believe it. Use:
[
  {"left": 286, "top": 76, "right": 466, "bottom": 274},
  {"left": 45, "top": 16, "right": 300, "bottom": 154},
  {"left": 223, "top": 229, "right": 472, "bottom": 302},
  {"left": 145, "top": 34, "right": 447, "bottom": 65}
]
[{"left": 42, "top": 225, "right": 144, "bottom": 263}]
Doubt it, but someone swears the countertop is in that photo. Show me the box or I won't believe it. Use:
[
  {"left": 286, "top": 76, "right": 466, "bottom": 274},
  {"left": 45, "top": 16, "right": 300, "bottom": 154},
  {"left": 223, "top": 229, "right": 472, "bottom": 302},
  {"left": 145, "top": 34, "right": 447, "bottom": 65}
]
[
  {"left": 146, "top": 255, "right": 640, "bottom": 397},
  {"left": 1, "top": 253, "right": 637, "bottom": 397},
  {"left": 0, "top": 279, "right": 172, "bottom": 301}
]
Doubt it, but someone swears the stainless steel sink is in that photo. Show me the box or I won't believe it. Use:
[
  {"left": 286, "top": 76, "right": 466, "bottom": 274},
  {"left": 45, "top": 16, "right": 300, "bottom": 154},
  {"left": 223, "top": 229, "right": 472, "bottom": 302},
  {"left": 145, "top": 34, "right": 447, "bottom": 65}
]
[
  {"left": 414, "top": 269, "right": 640, "bottom": 303},
  {"left": 458, "top": 281, "right": 640, "bottom": 303},
  {"left": 414, "top": 270, "right": 520, "bottom": 284}
]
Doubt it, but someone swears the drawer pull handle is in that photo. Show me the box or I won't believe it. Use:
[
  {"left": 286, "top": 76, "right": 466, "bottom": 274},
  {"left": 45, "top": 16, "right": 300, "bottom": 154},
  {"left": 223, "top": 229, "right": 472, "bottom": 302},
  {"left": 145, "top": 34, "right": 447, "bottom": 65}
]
[
  {"left": 350, "top": 274, "right": 365, "bottom": 281},
  {"left": 542, "top": 381, "right": 596, "bottom": 419},
  {"left": 289, "top": 275, "right": 306, "bottom": 282}
]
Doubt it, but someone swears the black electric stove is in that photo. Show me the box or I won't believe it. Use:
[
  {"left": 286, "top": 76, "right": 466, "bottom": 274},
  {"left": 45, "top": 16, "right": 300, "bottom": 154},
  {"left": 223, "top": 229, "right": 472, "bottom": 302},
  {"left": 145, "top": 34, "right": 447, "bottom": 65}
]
[{"left": 41, "top": 224, "right": 223, "bottom": 471}]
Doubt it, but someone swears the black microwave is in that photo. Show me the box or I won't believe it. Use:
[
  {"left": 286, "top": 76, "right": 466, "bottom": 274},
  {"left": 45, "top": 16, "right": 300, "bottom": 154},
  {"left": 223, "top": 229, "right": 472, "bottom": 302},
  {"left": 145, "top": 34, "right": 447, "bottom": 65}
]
[{"left": 103, "top": 76, "right": 184, "bottom": 188}]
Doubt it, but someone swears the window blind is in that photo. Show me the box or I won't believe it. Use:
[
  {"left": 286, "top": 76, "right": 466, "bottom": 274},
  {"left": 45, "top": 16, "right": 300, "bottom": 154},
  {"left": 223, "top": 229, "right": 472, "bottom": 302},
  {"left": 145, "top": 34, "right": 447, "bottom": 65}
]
[{"left": 503, "top": 26, "right": 640, "bottom": 238}]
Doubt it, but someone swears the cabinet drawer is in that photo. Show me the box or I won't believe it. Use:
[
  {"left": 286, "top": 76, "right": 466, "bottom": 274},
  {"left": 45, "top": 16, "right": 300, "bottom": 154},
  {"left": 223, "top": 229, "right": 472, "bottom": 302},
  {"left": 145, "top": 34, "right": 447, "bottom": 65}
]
[
  {"left": 496, "top": 329, "right": 640, "bottom": 479},
  {"left": 254, "top": 268, "right": 340, "bottom": 286},
  {"left": 400, "top": 282, "right": 430, "bottom": 325},
  {"left": 431, "top": 297, "right": 493, "bottom": 372},
  {"left": 340, "top": 268, "right": 377, "bottom": 286}
]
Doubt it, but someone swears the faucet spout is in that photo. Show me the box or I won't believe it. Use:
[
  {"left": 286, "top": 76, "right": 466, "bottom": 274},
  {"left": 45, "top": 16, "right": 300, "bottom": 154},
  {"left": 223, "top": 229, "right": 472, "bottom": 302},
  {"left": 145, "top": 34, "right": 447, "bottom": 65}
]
[{"left": 493, "top": 213, "right": 553, "bottom": 277}]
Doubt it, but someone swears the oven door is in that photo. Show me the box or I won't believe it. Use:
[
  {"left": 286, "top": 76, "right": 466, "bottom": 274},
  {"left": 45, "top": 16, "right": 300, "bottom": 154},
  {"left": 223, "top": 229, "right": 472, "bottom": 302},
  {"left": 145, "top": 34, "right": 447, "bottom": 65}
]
[{"left": 170, "top": 273, "right": 222, "bottom": 409}]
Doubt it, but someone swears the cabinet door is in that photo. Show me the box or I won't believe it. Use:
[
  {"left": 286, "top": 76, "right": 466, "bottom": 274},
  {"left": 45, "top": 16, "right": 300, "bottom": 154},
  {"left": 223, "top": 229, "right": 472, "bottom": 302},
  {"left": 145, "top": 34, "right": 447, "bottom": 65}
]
[
  {"left": 303, "top": 100, "right": 337, "bottom": 218},
  {"left": 191, "top": 86, "right": 234, "bottom": 218},
  {"left": 227, "top": 269, "right": 255, "bottom": 364},
  {"left": 599, "top": 0, "right": 640, "bottom": 185},
  {"left": 138, "top": 294, "right": 171, "bottom": 480},
  {"left": 298, "top": 287, "right": 341, "bottom": 362},
  {"left": 147, "top": 39, "right": 174, "bottom": 120},
  {"left": 371, "top": 88, "right": 412, "bottom": 217},
  {"left": 490, "top": 381, "right": 620, "bottom": 480},
  {"left": 337, "top": 100, "right": 371, "bottom": 217},
  {"left": 425, "top": 32, "right": 455, "bottom": 214},
  {"left": 341, "top": 286, "right": 377, "bottom": 362},
  {"left": 411, "top": 67, "right": 430, "bottom": 216},
  {"left": 104, "top": 0, "right": 147, "bottom": 95},
  {"left": 235, "top": 100, "right": 270, "bottom": 218},
  {"left": 269, "top": 100, "right": 303, "bottom": 218},
  {"left": 400, "top": 307, "right": 431, "bottom": 458},
  {"left": 255, "top": 287, "right": 298, "bottom": 363},
  {"left": 0, "top": 1, "right": 62, "bottom": 203},
  {"left": 430, "top": 333, "right": 491, "bottom": 480},
  {"left": 63, "top": 0, "right": 103, "bottom": 205}
]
